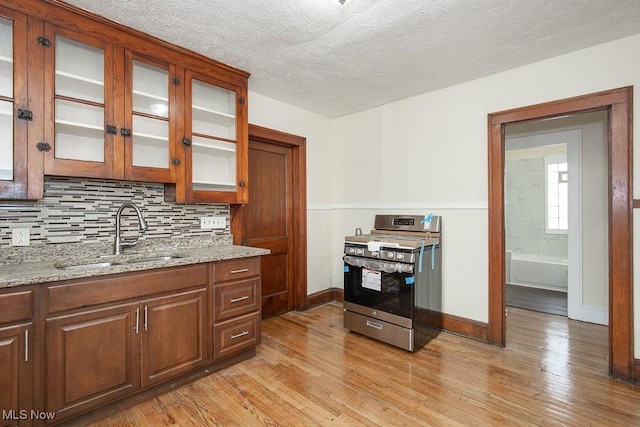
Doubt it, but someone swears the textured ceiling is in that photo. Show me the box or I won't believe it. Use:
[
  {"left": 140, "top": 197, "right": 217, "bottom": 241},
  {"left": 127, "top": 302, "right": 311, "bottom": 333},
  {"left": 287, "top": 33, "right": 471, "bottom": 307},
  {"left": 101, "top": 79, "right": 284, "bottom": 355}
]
[{"left": 64, "top": 0, "right": 640, "bottom": 118}]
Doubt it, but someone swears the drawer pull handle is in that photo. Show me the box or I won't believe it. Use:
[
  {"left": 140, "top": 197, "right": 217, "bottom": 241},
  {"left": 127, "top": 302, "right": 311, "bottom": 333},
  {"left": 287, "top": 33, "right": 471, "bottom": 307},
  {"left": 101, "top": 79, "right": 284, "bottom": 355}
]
[
  {"left": 144, "top": 305, "right": 148, "bottom": 331},
  {"left": 230, "top": 268, "right": 249, "bottom": 274},
  {"left": 135, "top": 308, "right": 140, "bottom": 334},
  {"left": 230, "top": 331, "right": 249, "bottom": 340},
  {"left": 230, "top": 295, "right": 249, "bottom": 303},
  {"left": 25, "top": 329, "right": 29, "bottom": 362},
  {"left": 366, "top": 320, "right": 383, "bottom": 330}
]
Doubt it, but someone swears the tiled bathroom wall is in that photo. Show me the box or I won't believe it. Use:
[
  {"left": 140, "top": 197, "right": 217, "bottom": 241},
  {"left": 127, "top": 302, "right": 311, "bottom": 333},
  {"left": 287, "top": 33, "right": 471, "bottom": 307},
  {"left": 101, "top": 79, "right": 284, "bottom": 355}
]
[
  {"left": 505, "top": 157, "right": 568, "bottom": 257},
  {"left": 0, "top": 177, "right": 230, "bottom": 247}
]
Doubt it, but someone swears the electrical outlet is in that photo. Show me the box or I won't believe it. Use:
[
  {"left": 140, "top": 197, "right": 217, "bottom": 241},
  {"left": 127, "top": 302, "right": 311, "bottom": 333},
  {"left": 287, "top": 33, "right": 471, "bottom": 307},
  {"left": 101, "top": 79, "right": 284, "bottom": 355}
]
[
  {"left": 12, "top": 228, "right": 30, "bottom": 246},
  {"left": 200, "top": 216, "right": 226, "bottom": 229}
]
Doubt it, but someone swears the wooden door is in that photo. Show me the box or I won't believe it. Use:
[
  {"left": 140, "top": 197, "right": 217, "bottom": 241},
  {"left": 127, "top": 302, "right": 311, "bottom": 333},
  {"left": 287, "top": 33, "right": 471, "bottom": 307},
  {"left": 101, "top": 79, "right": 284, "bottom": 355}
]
[
  {"left": 45, "top": 303, "right": 139, "bottom": 420},
  {"left": 140, "top": 288, "right": 206, "bottom": 388},
  {"left": 240, "top": 140, "right": 294, "bottom": 318}
]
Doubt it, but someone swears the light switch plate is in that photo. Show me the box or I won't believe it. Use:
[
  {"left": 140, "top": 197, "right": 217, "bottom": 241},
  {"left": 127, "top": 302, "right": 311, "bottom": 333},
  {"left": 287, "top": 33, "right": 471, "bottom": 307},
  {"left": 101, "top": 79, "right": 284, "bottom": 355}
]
[
  {"left": 12, "top": 228, "right": 30, "bottom": 246},
  {"left": 200, "top": 216, "right": 226, "bottom": 229}
]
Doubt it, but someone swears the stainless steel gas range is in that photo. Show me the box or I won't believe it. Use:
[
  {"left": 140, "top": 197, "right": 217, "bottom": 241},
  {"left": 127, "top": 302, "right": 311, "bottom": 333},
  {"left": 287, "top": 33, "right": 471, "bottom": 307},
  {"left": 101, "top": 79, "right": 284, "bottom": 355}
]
[{"left": 343, "top": 214, "right": 442, "bottom": 352}]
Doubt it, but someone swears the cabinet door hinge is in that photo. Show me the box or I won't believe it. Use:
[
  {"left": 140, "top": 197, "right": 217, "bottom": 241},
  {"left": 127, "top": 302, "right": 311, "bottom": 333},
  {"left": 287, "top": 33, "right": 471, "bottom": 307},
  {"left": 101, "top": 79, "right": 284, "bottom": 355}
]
[
  {"left": 172, "top": 77, "right": 181, "bottom": 86},
  {"left": 37, "top": 37, "right": 51, "bottom": 48},
  {"left": 36, "top": 142, "right": 52, "bottom": 152},
  {"left": 17, "top": 109, "right": 33, "bottom": 121}
]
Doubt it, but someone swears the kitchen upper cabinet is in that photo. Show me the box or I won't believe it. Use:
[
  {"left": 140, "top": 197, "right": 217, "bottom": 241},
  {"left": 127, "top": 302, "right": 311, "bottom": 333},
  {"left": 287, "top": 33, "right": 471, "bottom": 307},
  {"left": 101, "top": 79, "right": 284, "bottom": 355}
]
[
  {"left": 43, "top": 25, "right": 179, "bottom": 183},
  {"left": 0, "top": 7, "right": 41, "bottom": 200},
  {"left": 0, "top": 0, "right": 249, "bottom": 202},
  {"left": 43, "top": 24, "right": 121, "bottom": 180},
  {"left": 178, "top": 71, "right": 248, "bottom": 204}
]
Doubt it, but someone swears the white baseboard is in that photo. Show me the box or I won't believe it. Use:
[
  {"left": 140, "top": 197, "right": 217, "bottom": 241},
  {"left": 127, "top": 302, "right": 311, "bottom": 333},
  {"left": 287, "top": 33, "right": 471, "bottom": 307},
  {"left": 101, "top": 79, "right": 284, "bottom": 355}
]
[{"left": 582, "top": 305, "right": 608, "bottom": 326}]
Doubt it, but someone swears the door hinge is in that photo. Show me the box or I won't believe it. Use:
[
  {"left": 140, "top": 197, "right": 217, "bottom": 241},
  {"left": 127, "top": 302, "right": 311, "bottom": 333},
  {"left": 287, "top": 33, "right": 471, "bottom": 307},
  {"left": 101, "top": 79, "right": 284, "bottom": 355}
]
[
  {"left": 37, "top": 37, "right": 51, "bottom": 48},
  {"left": 17, "top": 109, "right": 33, "bottom": 121},
  {"left": 36, "top": 142, "right": 51, "bottom": 152}
]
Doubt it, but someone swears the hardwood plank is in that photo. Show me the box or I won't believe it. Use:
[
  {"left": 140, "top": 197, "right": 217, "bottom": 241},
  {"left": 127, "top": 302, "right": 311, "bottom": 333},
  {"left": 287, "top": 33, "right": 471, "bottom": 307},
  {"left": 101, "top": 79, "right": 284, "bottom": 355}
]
[{"left": 85, "top": 303, "right": 640, "bottom": 426}]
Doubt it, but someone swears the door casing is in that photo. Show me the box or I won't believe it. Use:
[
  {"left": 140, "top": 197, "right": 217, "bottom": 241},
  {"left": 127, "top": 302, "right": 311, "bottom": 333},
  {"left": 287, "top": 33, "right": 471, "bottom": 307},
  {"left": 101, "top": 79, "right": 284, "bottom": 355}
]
[{"left": 488, "top": 86, "right": 633, "bottom": 381}]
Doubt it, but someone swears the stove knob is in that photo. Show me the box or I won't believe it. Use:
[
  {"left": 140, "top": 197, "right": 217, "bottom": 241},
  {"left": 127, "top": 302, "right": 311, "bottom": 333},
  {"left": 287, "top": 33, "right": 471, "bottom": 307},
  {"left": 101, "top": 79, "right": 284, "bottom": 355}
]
[
  {"left": 356, "top": 248, "right": 364, "bottom": 255},
  {"left": 396, "top": 253, "right": 404, "bottom": 261},
  {"left": 347, "top": 247, "right": 355, "bottom": 254},
  {"left": 386, "top": 251, "right": 395, "bottom": 259}
]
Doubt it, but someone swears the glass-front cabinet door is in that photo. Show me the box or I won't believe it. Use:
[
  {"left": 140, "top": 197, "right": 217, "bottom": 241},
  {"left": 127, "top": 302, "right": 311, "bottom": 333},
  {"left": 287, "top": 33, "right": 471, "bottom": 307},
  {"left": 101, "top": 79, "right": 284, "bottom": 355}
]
[
  {"left": 183, "top": 70, "right": 247, "bottom": 204},
  {"left": 43, "top": 24, "right": 120, "bottom": 179},
  {"left": 123, "top": 53, "right": 176, "bottom": 183},
  {"left": 0, "top": 8, "right": 29, "bottom": 199}
]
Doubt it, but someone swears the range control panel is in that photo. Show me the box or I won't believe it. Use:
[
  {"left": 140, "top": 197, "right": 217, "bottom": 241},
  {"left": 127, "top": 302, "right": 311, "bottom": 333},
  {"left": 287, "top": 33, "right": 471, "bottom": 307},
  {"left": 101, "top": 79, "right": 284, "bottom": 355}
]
[{"left": 344, "top": 244, "right": 416, "bottom": 264}]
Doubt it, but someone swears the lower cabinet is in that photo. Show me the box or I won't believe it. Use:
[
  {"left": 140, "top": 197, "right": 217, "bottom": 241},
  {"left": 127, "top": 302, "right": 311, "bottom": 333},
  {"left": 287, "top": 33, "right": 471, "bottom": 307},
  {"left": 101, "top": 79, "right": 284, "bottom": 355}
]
[
  {"left": 45, "top": 303, "right": 139, "bottom": 420},
  {"left": 45, "top": 288, "right": 206, "bottom": 420},
  {"left": 212, "top": 257, "right": 261, "bottom": 361},
  {"left": 2, "top": 257, "right": 262, "bottom": 425},
  {"left": 44, "top": 263, "right": 210, "bottom": 423},
  {"left": 0, "top": 289, "right": 33, "bottom": 427},
  {"left": 0, "top": 324, "right": 32, "bottom": 427}
]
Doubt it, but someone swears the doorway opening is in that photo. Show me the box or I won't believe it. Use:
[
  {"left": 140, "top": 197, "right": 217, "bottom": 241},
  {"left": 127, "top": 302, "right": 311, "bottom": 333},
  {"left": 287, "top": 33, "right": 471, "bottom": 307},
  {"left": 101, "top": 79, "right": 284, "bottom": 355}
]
[
  {"left": 488, "top": 87, "right": 633, "bottom": 382},
  {"left": 504, "top": 111, "right": 608, "bottom": 324}
]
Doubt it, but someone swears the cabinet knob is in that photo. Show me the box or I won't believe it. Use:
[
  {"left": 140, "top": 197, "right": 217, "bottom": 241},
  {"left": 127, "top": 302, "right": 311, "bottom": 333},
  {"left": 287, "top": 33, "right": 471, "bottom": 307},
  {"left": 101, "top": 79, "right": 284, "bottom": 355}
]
[
  {"left": 182, "top": 137, "right": 191, "bottom": 146},
  {"left": 121, "top": 128, "right": 132, "bottom": 137},
  {"left": 172, "top": 158, "right": 180, "bottom": 166},
  {"left": 238, "top": 180, "right": 246, "bottom": 187},
  {"left": 105, "top": 125, "right": 118, "bottom": 134}
]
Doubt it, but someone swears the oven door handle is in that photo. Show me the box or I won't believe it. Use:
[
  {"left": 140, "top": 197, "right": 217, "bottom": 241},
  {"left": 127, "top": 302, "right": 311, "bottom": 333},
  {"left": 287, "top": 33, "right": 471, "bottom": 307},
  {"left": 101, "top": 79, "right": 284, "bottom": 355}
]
[{"left": 343, "top": 255, "right": 413, "bottom": 274}]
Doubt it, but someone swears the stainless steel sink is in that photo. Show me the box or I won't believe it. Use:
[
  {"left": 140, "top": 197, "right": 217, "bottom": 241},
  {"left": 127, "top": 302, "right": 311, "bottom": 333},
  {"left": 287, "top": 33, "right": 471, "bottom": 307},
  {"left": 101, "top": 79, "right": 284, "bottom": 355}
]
[
  {"left": 126, "top": 255, "right": 183, "bottom": 264},
  {"left": 55, "top": 261, "right": 124, "bottom": 270}
]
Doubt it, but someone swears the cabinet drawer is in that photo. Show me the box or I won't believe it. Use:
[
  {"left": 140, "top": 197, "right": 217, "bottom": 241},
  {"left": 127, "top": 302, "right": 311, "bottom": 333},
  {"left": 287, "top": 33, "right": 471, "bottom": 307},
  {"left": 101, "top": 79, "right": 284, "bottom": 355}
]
[
  {"left": 213, "top": 278, "right": 260, "bottom": 321},
  {"left": 213, "top": 311, "right": 260, "bottom": 360},
  {"left": 0, "top": 290, "right": 32, "bottom": 324},
  {"left": 47, "top": 264, "right": 208, "bottom": 314},
  {"left": 214, "top": 257, "right": 260, "bottom": 282}
]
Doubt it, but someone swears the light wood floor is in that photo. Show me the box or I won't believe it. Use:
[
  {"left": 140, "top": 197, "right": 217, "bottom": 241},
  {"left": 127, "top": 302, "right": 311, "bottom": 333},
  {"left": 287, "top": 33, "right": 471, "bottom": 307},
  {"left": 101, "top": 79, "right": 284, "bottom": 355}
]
[{"left": 85, "top": 302, "right": 640, "bottom": 426}]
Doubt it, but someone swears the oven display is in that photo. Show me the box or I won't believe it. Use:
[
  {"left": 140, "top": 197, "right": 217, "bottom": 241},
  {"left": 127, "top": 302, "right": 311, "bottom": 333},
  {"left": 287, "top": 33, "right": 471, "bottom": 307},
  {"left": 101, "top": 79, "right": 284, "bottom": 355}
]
[{"left": 393, "top": 218, "right": 415, "bottom": 226}]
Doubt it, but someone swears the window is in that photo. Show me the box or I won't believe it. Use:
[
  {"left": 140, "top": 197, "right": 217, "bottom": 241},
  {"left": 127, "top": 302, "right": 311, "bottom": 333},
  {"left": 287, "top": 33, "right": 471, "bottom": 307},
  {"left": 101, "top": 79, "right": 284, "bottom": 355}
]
[{"left": 545, "top": 155, "right": 568, "bottom": 234}]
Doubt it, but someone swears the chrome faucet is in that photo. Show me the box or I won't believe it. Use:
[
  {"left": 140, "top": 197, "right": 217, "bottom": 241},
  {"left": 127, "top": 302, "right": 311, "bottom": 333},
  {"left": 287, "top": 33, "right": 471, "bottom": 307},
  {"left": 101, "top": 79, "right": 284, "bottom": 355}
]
[{"left": 113, "top": 203, "right": 148, "bottom": 255}]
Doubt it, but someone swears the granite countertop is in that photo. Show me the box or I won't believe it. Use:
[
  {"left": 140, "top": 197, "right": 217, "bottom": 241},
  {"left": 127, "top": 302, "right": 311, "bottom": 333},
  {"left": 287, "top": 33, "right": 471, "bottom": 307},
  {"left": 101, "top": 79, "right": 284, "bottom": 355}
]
[{"left": 0, "top": 236, "right": 269, "bottom": 289}]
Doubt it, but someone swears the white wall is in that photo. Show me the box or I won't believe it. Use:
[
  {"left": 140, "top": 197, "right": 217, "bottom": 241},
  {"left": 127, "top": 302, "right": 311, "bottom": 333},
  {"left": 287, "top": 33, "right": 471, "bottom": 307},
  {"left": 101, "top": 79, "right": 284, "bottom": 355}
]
[{"left": 249, "top": 33, "right": 640, "bottom": 355}]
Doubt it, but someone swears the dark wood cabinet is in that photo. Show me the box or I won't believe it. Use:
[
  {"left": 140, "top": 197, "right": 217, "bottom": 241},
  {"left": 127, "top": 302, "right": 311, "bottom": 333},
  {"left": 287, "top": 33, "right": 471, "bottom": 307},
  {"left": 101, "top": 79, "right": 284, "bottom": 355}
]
[
  {"left": 140, "top": 289, "right": 206, "bottom": 388},
  {"left": 0, "top": 256, "right": 262, "bottom": 425},
  {"left": 0, "top": 6, "right": 42, "bottom": 200},
  {"left": 0, "top": 290, "right": 34, "bottom": 427},
  {"left": 45, "top": 303, "right": 139, "bottom": 420},
  {"left": 212, "top": 257, "right": 261, "bottom": 361},
  {"left": 44, "top": 264, "right": 208, "bottom": 422},
  {"left": 0, "top": 0, "right": 249, "bottom": 204}
]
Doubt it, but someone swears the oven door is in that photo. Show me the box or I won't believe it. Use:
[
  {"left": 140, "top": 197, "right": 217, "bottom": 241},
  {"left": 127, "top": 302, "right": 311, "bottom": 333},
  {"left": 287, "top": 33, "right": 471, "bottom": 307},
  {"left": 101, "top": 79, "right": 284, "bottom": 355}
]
[{"left": 343, "top": 255, "right": 415, "bottom": 319}]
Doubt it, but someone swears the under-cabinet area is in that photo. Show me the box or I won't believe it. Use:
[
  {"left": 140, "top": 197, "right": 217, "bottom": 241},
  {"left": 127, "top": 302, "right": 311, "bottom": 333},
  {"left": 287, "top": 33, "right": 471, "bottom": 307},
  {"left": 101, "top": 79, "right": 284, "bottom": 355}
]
[
  {"left": 0, "top": 251, "right": 265, "bottom": 427},
  {"left": 0, "top": 0, "right": 249, "bottom": 204}
]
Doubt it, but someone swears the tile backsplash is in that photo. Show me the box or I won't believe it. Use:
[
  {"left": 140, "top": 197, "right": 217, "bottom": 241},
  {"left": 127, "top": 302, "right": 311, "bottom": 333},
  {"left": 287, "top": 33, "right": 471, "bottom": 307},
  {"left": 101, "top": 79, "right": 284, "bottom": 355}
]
[{"left": 0, "top": 177, "right": 230, "bottom": 247}]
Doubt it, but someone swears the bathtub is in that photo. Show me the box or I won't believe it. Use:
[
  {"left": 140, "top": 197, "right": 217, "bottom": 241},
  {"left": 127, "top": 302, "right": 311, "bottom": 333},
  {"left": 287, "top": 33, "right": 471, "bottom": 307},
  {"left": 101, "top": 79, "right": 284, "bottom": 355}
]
[{"left": 508, "top": 252, "right": 568, "bottom": 292}]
